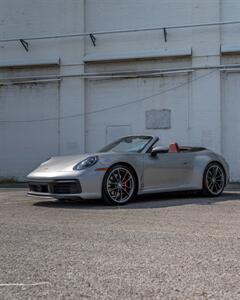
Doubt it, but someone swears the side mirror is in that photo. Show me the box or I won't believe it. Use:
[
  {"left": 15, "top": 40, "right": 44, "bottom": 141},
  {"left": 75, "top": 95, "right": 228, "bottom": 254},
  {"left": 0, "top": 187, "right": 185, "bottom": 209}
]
[{"left": 150, "top": 146, "right": 168, "bottom": 156}]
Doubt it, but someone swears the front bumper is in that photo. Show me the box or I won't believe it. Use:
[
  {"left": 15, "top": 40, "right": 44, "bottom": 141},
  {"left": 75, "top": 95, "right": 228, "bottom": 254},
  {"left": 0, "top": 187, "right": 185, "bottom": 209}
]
[
  {"left": 28, "top": 179, "right": 81, "bottom": 199},
  {"left": 27, "top": 169, "right": 105, "bottom": 200}
]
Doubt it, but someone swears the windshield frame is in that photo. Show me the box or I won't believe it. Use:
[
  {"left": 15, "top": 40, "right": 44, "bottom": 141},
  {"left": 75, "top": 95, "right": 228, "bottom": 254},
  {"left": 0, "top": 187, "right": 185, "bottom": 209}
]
[{"left": 99, "top": 135, "right": 158, "bottom": 154}]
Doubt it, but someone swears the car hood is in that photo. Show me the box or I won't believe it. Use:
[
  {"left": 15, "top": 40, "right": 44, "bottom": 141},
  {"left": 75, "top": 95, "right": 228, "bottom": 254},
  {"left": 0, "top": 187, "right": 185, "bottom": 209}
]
[
  {"left": 31, "top": 154, "right": 93, "bottom": 173},
  {"left": 27, "top": 151, "right": 143, "bottom": 178}
]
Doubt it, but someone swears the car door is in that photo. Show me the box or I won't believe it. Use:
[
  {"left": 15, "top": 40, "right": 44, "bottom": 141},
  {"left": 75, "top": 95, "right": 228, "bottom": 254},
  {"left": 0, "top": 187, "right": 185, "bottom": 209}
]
[{"left": 143, "top": 151, "right": 194, "bottom": 191}]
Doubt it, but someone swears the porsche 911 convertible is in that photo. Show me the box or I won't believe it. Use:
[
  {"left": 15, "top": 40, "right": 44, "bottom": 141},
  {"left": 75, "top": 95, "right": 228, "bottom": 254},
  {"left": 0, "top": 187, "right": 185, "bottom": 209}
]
[{"left": 27, "top": 135, "right": 229, "bottom": 205}]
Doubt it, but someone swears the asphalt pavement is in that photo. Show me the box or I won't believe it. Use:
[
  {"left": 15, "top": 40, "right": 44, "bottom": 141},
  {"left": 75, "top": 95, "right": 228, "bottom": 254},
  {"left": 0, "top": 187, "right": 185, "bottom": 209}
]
[{"left": 0, "top": 188, "right": 240, "bottom": 299}]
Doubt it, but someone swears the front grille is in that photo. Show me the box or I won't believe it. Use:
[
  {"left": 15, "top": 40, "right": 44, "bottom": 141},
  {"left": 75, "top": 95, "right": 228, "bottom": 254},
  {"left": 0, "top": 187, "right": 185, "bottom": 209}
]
[
  {"left": 52, "top": 181, "right": 81, "bottom": 194},
  {"left": 29, "top": 183, "right": 49, "bottom": 193},
  {"left": 29, "top": 180, "right": 81, "bottom": 195}
]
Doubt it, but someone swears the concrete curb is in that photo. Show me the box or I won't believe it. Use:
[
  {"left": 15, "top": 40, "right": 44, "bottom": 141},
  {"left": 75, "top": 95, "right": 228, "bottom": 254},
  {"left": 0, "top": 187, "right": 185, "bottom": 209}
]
[
  {"left": 0, "top": 183, "right": 28, "bottom": 188},
  {"left": 226, "top": 183, "right": 240, "bottom": 190}
]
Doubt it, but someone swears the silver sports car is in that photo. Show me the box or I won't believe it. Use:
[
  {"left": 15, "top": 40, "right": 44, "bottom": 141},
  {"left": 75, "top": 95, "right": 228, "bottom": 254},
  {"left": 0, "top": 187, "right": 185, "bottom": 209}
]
[{"left": 27, "top": 135, "right": 229, "bottom": 205}]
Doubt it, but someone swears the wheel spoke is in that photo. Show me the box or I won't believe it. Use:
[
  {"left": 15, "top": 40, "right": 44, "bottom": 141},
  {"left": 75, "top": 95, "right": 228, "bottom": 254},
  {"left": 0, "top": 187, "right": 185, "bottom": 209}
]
[
  {"left": 108, "top": 187, "right": 119, "bottom": 192},
  {"left": 112, "top": 172, "right": 118, "bottom": 182},
  {"left": 122, "top": 187, "right": 130, "bottom": 196},
  {"left": 119, "top": 189, "right": 122, "bottom": 200},
  {"left": 111, "top": 192, "right": 117, "bottom": 200},
  {"left": 208, "top": 169, "right": 214, "bottom": 177},
  {"left": 115, "top": 188, "right": 120, "bottom": 200},
  {"left": 124, "top": 177, "right": 132, "bottom": 184},
  {"left": 122, "top": 171, "right": 127, "bottom": 182},
  {"left": 208, "top": 181, "right": 214, "bottom": 190},
  {"left": 118, "top": 169, "right": 122, "bottom": 181}
]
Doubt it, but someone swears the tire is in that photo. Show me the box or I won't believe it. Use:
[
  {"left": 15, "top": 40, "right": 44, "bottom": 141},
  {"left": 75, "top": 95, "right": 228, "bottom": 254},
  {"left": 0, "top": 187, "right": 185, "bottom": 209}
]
[
  {"left": 202, "top": 162, "right": 226, "bottom": 197},
  {"left": 102, "top": 164, "right": 137, "bottom": 205}
]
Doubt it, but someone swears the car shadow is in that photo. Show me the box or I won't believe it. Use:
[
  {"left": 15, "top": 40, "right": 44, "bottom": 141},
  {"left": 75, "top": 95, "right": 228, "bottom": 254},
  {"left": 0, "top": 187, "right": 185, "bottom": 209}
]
[{"left": 33, "top": 190, "right": 240, "bottom": 210}]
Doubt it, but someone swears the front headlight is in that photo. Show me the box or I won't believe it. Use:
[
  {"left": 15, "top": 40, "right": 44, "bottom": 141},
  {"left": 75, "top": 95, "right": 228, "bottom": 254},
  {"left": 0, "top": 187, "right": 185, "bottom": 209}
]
[{"left": 73, "top": 156, "right": 98, "bottom": 171}]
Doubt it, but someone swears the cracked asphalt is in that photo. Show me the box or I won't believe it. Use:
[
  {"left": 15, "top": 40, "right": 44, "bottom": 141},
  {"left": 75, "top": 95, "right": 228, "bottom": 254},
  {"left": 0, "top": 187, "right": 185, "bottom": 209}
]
[{"left": 0, "top": 188, "right": 240, "bottom": 299}]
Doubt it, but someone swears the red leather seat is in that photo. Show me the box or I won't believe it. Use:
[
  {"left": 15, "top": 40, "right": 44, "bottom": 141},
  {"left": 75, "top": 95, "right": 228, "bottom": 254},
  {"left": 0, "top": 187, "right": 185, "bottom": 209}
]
[{"left": 168, "top": 142, "right": 180, "bottom": 153}]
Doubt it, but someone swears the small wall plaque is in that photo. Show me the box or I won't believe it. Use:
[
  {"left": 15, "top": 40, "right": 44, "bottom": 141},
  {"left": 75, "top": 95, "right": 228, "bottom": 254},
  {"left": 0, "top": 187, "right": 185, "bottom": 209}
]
[{"left": 146, "top": 109, "right": 171, "bottom": 129}]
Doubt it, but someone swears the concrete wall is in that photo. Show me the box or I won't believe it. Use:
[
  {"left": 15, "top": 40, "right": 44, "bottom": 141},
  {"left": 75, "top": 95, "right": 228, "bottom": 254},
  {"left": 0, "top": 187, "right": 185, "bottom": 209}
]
[
  {"left": 0, "top": 0, "right": 85, "bottom": 180},
  {"left": 85, "top": 0, "right": 222, "bottom": 152},
  {"left": 1, "top": 0, "right": 240, "bottom": 180}
]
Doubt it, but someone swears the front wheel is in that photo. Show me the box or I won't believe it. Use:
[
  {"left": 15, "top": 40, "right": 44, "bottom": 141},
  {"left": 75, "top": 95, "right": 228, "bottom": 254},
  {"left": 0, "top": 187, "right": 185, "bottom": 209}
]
[
  {"left": 202, "top": 163, "right": 226, "bottom": 197},
  {"left": 102, "top": 164, "right": 137, "bottom": 205}
]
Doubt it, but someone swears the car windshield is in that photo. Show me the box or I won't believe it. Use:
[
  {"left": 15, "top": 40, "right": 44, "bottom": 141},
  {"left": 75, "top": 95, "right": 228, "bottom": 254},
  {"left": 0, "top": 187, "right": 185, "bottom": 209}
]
[{"left": 99, "top": 136, "right": 153, "bottom": 153}]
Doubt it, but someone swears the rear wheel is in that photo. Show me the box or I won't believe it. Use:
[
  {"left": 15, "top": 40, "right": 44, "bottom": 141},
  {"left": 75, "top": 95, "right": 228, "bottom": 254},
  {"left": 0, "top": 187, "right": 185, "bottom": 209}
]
[
  {"left": 202, "top": 163, "right": 226, "bottom": 197},
  {"left": 102, "top": 164, "right": 137, "bottom": 205}
]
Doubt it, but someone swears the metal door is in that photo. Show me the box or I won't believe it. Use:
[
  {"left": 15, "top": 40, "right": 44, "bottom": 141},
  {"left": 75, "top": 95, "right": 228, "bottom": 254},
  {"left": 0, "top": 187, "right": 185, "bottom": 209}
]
[{"left": 143, "top": 152, "right": 194, "bottom": 191}]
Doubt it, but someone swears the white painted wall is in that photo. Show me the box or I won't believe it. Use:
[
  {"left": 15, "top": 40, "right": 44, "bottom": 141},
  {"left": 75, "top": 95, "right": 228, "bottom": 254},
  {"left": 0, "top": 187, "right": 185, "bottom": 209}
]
[
  {"left": 0, "top": 82, "right": 60, "bottom": 179},
  {"left": 0, "top": 0, "right": 85, "bottom": 179},
  {"left": 85, "top": 0, "right": 193, "bottom": 53},
  {"left": 0, "top": 0, "right": 240, "bottom": 180},
  {"left": 85, "top": 73, "right": 191, "bottom": 152},
  {"left": 221, "top": 71, "right": 240, "bottom": 181}
]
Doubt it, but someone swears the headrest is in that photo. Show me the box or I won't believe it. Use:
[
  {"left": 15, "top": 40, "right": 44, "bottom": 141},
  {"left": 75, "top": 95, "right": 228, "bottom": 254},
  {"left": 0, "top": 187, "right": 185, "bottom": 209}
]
[{"left": 168, "top": 142, "right": 180, "bottom": 153}]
